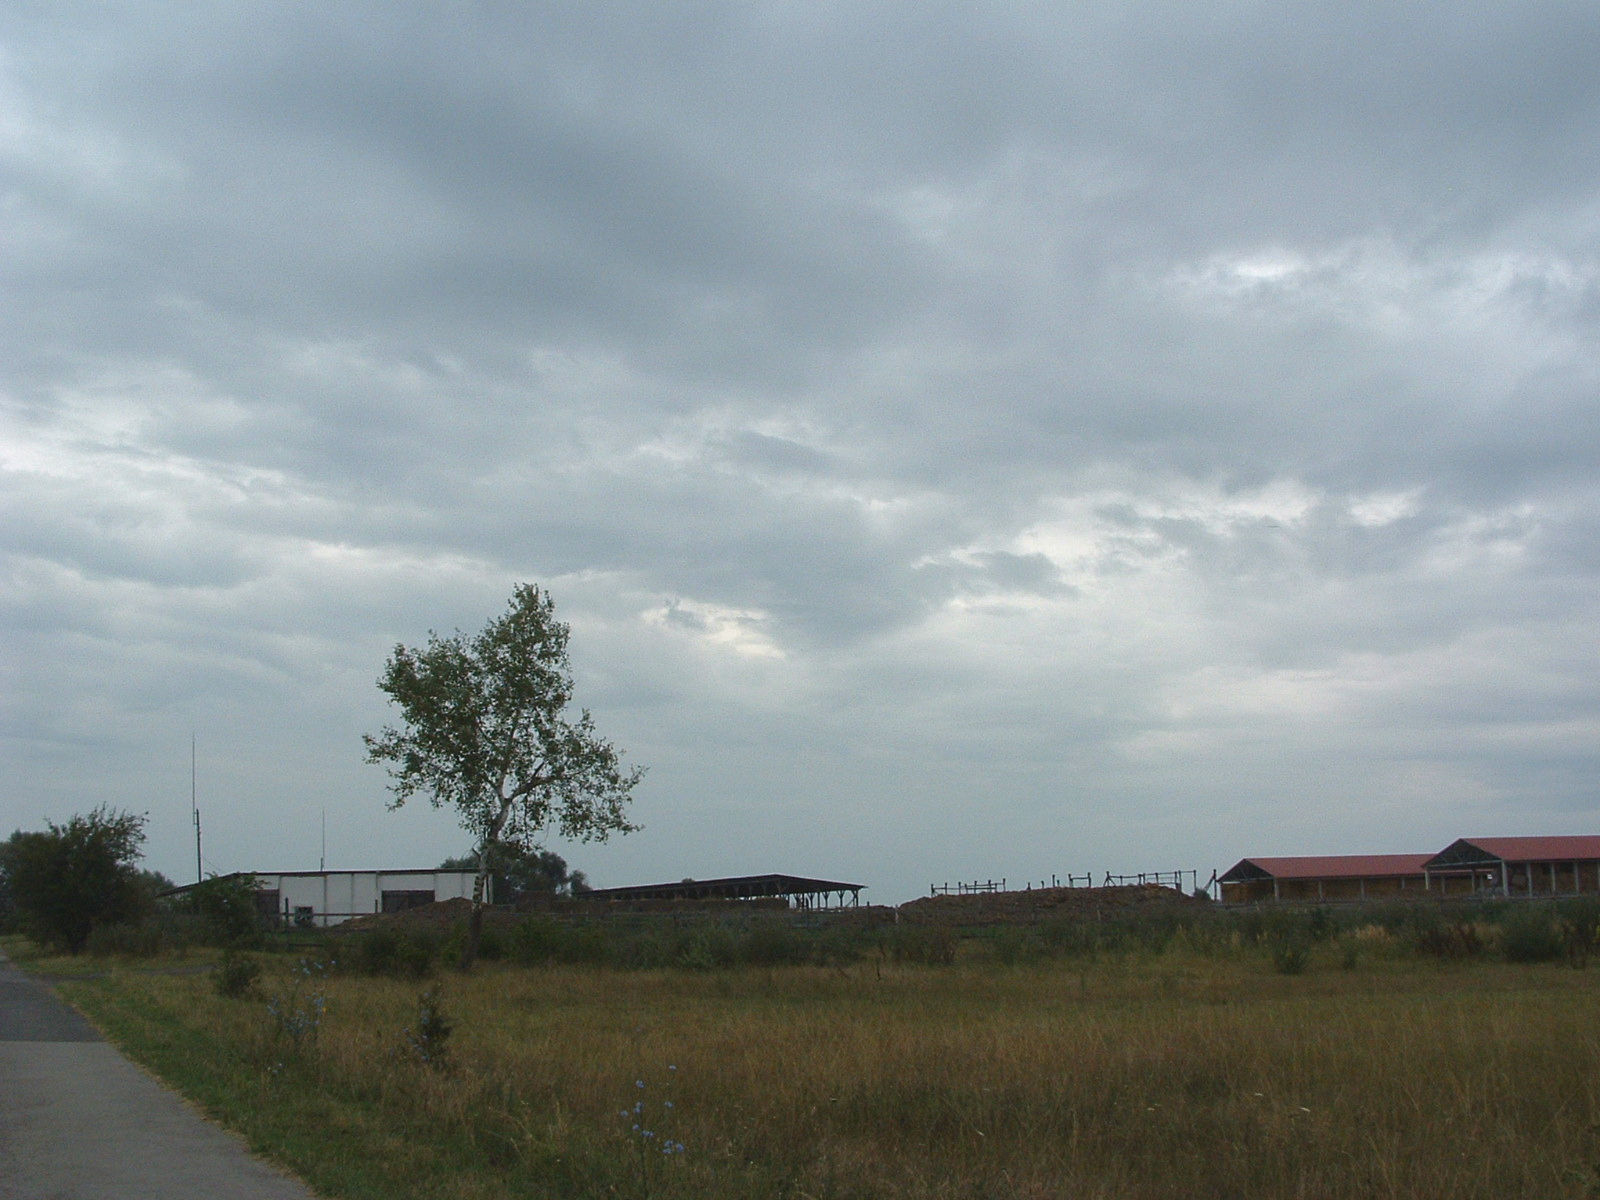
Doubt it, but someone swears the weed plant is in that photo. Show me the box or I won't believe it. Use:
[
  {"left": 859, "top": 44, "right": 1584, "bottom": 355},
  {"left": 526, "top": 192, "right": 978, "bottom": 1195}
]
[
  {"left": 213, "top": 948, "right": 261, "bottom": 999},
  {"left": 401, "top": 986, "right": 453, "bottom": 1069},
  {"left": 264, "top": 957, "right": 327, "bottom": 1062},
  {"left": 622, "top": 1064, "right": 686, "bottom": 1199}
]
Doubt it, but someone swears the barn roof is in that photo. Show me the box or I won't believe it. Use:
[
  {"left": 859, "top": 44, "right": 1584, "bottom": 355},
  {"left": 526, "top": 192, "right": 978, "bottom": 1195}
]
[
  {"left": 584, "top": 873, "right": 864, "bottom": 902},
  {"left": 1423, "top": 836, "right": 1600, "bottom": 870},
  {"left": 1218, "top": 854, "right": 1433, "bottom": 884}
]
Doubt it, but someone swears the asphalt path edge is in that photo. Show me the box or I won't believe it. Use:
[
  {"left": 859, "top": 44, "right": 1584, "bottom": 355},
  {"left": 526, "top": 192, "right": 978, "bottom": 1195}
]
[{"left": 0, "top": 947, "right": 322, "bottom": 1200}]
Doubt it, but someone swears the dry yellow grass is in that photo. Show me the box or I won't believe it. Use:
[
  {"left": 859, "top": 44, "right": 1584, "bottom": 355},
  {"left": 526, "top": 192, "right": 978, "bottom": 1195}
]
[{"left": 53, "top": 948, "right": 1600, "bottom": 1199}]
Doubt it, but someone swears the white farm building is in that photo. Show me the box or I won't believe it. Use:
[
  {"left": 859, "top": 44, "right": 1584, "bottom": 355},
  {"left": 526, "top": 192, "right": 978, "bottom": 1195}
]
[{"left": 174, "top": 869, "right": 485, "bottom": 928}]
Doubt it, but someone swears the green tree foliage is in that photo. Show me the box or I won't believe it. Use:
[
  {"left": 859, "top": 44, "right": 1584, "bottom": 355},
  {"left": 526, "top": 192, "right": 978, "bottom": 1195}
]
[
  {"left": 440, "top": 842, "right": 589, "bottom": 905},
  {"left": 0, "top": 807, "right": 150, "bottom": 953},
  {"left": 365, "top": 583, "right": 641, "bottom": 967},
  {"left": 183, "top": 873, "right": 265, "bottom": 946}
]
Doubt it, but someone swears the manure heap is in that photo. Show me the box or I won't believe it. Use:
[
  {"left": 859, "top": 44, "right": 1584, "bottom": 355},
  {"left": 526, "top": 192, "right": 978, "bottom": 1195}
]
[{"left": 895, "top": 883, "right": 1204, "bottom": 926}]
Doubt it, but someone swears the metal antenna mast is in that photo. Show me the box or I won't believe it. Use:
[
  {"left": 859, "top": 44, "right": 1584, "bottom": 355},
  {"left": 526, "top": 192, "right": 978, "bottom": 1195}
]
[{"left": 192, "top": 734, "right": 203, "bottom": 883}]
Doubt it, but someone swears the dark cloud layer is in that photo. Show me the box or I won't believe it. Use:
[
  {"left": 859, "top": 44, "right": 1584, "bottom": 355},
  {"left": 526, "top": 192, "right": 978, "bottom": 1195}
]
[{"left": 5, "top": 4, "right": 1600, "bottom": 897}]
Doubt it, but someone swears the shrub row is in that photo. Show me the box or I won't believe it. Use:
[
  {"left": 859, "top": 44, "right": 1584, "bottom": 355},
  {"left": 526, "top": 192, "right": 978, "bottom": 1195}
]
[{"left": 67, "top": 895, "right": 1600, "bottom": 974}]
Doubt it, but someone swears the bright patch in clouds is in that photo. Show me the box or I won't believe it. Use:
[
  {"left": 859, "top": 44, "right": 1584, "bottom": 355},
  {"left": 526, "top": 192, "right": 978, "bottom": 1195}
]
[{"left": 644, "top": 598, "right": 786, "bottom": 661}]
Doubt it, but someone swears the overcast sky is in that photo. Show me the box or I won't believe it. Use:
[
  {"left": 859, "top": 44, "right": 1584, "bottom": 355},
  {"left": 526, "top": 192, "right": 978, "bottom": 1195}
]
[{"left": 5, "top": 4, "right": 1600, "bottom": 902}]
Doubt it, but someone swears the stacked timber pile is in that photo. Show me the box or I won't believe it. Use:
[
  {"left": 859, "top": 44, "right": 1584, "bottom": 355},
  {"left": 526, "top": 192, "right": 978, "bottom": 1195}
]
[{"left": 895, "top": 883, "right": 1204, "bottom": 926}]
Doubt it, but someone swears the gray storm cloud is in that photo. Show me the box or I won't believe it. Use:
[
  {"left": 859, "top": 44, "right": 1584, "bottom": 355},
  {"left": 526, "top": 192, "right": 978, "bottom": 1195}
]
[{"left": 4, "top": 3, "right": 1600, "bottom": 898}]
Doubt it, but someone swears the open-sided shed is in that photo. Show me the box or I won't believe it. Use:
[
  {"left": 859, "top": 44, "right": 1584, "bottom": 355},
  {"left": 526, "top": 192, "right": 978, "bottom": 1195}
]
[
  {"left": 1218, "top": 854, "right": 1432, "bottom": 903},
  {"left": 1422, "top": 836, "right": 1600, "bottom": 897}
]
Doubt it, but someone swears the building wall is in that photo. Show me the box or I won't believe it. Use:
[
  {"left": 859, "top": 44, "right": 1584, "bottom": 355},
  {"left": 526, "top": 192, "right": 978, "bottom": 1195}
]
[
  {"left": 254, "top": 871, "right": 480, "bottom": 927},
  {"left": 1229, "top": 861, "right": 1600, "bottom": 903},
  {"left": 1220, "top": 879, "right": 1274, "bottom": 904},
  {"left": 1222, "top": 875, "right": 1424, "bottom": 904}
]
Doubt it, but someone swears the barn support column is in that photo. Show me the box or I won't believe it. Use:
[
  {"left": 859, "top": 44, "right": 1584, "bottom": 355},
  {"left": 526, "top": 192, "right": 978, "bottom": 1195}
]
[
  {"left": 1501, "top": 862, "right": 1509, "bottom": 897},
  {"left": 1273, "top": 878, "right": 1280, "bottom": 901}
]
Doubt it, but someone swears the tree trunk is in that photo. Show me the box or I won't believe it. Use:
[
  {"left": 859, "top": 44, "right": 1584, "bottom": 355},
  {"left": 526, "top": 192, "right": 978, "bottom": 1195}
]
[{"left": 461, "top": 856, "right": 488, "bottom": 971}]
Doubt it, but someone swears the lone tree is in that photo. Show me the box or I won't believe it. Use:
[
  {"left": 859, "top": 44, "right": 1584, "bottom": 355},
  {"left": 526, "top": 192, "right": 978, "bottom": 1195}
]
[
  {"left": 0, "top": 807, "right": 150, "bottom": 953},
  {"left": 364, "top": 584, "right": 641, "bottom": 967}
]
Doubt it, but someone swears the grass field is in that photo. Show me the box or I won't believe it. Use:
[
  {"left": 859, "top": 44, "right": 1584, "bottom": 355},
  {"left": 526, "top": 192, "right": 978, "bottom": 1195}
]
[{"left": 19, "top": 923, "right": 1600, "bottom": 1200}]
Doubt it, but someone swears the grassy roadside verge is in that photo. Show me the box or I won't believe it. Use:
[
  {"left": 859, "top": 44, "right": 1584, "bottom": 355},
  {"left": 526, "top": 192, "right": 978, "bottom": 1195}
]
[{"left": 16, "top": 936, "right": 1600, "bottom": 1200}]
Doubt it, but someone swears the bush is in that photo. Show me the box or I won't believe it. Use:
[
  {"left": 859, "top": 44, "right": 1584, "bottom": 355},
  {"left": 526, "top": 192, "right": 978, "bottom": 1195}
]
[
  {"left": 1270, "top": 936, "right": 1310, "bottom": 975},
  {"left": 988, "top": 927, "right": 1046, "bottom": 966},
  {"left": 1500, "top": 908, "right": 1564, "bottom": 964},
  {"left": 1555, "top": 899, "right": 1600, "bottom": 967},
  {"left": 809, "top": 925, "right": 865, "bottom": 967},
  {"left": 476, "top": 925, "right": 506, "bottom": 962},
  {"left": 0, "top": 807, "right": 150, "bottom": 954},
  {"left": 884, "top": 925, "right": 958, "bottom": 965},
  {"left": 353, "top": 928, "right": 438, "bottom": 978},
  {"left": 1037, "top": 920, "right": 1100, "bottom": 959},
  {"left": 675, "top": 925, "right": 739, "bottom": 970},
  {"left": 85, "top": 921, "right": 163, "bottom": 958},
  {"left": 509, "top": 917, "right": 608, "bottom": 966},
  {"left": 1306, "top": 906, "right": 1336, "bottom": 943},
  {"left": 183, "top": 874, "right": 264, "bottom": 947},
  {"left": 214, "top": 949, "right": 262, "bottom": 998},
  {"left": 1413, "top": 921, "right": 1484, "bottom": 960},
  {"left": 742, "top": 920, "right": 812, "bottom": 966}
]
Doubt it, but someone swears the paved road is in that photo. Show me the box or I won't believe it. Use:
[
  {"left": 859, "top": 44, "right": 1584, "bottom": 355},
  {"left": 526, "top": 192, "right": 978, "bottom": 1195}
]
[{"left": 0, "top": 950, "right": 320, "bottom": 1200}]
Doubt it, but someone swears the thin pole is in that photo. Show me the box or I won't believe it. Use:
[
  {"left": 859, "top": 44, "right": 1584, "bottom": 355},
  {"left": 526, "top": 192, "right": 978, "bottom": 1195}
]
[{"left": 192, "top": 734, "right": 202, "bottom": 883}]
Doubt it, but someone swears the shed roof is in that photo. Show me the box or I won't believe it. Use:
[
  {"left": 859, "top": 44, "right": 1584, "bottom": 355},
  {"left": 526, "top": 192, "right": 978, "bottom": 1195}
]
[
  {"left": 584, "top": 873, "right": 864, "bottom": 902},
  {"left": 162, "top": 868, "right": 475, "bottom": 895},
  {"left": 1423, "top": 836, "right": 1600, "bottom": 870},
  {"left": 1219, "top": 854, "right": 1432, "bottom": 884}
]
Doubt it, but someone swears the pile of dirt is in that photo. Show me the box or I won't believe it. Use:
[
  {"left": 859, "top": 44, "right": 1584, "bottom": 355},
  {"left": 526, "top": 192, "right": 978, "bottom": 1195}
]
[
  {"left": 331, "top": 897, "right": 490, "bottom": 935},
  {"left": 895, "top": 884, "right": 1206, "bottom": 927},
  {"left": 327, "top": 885, "right": 1205, "bottom": 936},
  {"left": 331, "top": 894, "right": 796, "bottom": 935}
]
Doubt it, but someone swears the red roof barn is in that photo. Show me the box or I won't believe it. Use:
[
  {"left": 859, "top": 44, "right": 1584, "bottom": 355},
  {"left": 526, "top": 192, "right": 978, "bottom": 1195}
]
[
  {"left": 1422, "top": 837, "right": 1600, "bottom": 898},
  {"left": 1218, "top": 854, "right": 1433, "bottom": 903}
]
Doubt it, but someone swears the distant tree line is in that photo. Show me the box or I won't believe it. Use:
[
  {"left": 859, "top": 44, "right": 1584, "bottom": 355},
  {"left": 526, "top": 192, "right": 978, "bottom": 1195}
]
[{"left": 438, "top": 841, "right": 590, "bottom": 906}]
